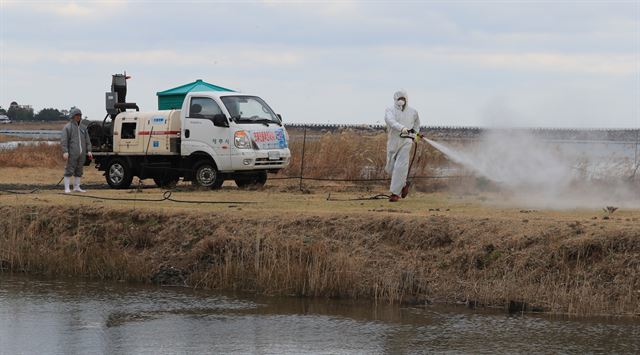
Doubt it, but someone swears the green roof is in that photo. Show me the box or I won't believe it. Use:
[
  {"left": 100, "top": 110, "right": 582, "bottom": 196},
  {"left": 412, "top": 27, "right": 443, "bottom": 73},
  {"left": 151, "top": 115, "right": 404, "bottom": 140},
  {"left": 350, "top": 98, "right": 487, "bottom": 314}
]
[{"left": 156, "top": 79, "right": 234, "bottom": 96}]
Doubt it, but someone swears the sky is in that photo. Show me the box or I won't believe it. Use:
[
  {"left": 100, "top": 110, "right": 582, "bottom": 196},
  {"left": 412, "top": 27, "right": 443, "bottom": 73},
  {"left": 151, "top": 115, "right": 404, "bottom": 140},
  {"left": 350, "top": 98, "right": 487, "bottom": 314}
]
[{"left": 0, "top": 0, "right": 639, "bottom": 128}]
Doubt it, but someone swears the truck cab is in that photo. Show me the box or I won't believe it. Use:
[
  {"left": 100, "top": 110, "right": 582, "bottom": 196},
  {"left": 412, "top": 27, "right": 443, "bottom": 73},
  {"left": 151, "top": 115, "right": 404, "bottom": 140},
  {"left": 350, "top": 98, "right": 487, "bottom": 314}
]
[{"left": 181, "top": 92, "right": 290, "bottom": 173}]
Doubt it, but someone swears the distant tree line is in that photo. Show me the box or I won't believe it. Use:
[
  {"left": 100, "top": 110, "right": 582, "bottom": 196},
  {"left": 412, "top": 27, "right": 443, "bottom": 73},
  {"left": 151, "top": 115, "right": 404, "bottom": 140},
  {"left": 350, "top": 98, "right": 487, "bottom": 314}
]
[{"left": 0, "top": 104, "right": 68, "bottom": 121}]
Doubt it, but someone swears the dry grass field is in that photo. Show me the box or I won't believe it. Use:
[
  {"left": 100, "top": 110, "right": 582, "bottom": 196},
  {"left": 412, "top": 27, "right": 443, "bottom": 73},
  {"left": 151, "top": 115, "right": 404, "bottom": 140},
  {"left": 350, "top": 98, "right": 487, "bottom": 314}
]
[{"left": 0, "top": 121, "right": 67, "bottom": 130}]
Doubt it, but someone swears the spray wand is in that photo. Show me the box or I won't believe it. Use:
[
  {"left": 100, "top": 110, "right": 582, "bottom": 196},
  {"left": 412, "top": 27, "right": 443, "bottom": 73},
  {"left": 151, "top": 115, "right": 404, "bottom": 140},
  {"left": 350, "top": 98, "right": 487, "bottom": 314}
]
[{"left": 400, "top": 129, "right": 429, "bottom": 143}]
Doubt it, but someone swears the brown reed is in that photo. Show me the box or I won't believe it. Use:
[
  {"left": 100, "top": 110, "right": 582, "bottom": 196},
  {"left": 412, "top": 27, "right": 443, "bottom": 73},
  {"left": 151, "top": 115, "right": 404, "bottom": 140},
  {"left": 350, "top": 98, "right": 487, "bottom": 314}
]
[{"left": 1, "top": 205, "right": 638, "bottom": 316}]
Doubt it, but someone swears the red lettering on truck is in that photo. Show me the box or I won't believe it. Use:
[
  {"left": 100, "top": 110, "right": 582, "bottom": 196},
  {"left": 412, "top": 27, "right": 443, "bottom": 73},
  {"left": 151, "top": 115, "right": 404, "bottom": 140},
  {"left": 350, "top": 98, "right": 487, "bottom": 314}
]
[{"left": 252, "top": 131, "right": 276, "bottom": 142}]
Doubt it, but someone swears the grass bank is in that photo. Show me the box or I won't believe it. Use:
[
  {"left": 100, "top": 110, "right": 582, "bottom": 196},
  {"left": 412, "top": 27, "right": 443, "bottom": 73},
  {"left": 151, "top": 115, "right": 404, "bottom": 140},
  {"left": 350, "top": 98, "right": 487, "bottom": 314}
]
[{"left": 1, "top": 203, "right": 638, "bottom": 316}]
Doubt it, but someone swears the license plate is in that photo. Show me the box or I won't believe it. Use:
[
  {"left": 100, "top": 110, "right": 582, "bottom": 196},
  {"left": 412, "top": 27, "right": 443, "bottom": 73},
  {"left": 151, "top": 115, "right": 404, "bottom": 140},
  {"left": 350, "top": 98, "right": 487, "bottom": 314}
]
[{"left": 268, "top": 151, "right": 280, "bottom": 160}]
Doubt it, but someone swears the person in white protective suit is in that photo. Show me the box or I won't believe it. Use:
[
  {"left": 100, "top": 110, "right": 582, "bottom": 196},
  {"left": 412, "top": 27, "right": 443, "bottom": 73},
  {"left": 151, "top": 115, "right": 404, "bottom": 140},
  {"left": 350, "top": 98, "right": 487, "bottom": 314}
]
[
  {"left": 61, "top": 107, "right": 92, "bottom": 193},
  {"left": 384, "top": 90, "right": 420, "bottom": 202}
]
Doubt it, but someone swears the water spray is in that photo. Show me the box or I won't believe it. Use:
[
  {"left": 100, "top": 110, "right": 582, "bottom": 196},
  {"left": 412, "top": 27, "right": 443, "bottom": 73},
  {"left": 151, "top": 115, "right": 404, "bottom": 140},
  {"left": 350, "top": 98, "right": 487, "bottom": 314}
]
[{"left": 407, "top": 129, "right": 639, "bottom": 209}]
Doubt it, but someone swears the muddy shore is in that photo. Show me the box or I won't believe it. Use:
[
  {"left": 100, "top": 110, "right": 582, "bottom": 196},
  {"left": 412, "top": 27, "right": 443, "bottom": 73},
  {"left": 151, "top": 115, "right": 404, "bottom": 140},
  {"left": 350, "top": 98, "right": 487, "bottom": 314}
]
[{"left": 1, "top": 203, "right": 638, "bottom": 317}]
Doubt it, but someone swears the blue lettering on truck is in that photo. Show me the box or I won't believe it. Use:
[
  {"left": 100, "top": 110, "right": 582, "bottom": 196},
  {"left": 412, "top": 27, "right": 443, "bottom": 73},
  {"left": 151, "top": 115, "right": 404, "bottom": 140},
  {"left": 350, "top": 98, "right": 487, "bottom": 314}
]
[
  {"left": 275, "top": 129, "right": 288, "bottom": 149},
  {"left": 151, "top": 117, "right": 166, "bottom": 125}
]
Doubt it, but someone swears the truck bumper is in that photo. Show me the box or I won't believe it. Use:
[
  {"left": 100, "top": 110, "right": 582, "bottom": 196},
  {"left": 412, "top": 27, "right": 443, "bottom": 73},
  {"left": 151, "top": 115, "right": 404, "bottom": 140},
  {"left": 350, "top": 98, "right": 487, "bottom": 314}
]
[{"left": 230, "top": 149, "right": 291, "bottom": 171}]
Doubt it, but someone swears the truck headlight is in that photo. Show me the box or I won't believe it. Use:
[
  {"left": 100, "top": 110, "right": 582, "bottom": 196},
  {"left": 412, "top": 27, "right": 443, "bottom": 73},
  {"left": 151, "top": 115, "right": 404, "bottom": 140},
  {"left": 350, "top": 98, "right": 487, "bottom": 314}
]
[{"left": 234, "top": 131, "right": 252, "bottom": 149}]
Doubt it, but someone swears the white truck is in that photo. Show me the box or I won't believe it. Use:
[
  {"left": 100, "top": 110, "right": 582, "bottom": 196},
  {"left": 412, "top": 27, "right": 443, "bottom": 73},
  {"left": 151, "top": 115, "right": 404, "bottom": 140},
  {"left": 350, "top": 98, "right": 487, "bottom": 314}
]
[{"left": 88, "top": 75, "right": 291, "bottom": 189}]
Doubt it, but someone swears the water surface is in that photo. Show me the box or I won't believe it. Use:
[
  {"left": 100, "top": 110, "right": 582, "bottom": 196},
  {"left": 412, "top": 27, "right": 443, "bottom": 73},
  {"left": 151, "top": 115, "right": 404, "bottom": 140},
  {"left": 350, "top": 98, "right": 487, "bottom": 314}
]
[{"left": 1, "top": 274, "right": 639, "bottom": 354}]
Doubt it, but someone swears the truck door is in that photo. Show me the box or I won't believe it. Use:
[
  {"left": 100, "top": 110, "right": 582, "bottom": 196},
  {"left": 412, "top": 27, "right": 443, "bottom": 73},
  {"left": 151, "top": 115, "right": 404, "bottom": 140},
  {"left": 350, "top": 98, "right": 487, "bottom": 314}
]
[{"left": 182, "top": 97, "right": 231, "bottom": 170}]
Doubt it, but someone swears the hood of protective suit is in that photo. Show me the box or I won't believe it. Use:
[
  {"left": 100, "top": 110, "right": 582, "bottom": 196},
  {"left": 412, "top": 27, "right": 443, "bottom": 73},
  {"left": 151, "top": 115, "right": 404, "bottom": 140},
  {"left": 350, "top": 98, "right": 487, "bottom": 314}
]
[
  {"left": 393, "top": 90, "right": 408, "bottom": 110},
  {"left": 69, "top": 107, "right": 82, "bottom": 119}
]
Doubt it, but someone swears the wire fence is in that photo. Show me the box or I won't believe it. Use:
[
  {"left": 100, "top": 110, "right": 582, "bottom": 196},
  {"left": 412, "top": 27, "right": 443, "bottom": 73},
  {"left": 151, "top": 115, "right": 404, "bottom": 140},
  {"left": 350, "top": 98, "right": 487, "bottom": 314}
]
[
  {"left": 273, "top": 125, "right": 473, "bottom": 192},
  {"left": 1, "top": 125, "right": 638, "bottom": 192},
  {"left": 277, "top": 125, "right": 640, "bottom": 191}
]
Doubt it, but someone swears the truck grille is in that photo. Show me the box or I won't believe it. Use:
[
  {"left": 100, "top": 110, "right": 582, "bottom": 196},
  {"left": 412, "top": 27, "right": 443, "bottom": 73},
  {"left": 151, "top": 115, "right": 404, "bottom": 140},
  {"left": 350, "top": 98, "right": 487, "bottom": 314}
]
[{"left": 255, "top": 158, "right": 287, "bottom": 166}]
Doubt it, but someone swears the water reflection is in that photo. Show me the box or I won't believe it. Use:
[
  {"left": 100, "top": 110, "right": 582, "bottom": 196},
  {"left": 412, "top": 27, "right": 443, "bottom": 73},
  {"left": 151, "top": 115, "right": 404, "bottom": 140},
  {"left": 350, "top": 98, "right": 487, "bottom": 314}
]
[{"left": 1, "top": 274, "right": 639, "bottom": 354}]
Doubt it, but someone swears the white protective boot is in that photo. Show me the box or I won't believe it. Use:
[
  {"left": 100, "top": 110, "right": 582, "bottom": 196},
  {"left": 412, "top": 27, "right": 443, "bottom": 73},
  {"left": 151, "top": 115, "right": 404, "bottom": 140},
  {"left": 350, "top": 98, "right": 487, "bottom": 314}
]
[
  {"left": 64, "top": 176, "right": 71, "bottom": 193},
  {"left": 73, "top": 176, "right": 86, "bottom": 193}
]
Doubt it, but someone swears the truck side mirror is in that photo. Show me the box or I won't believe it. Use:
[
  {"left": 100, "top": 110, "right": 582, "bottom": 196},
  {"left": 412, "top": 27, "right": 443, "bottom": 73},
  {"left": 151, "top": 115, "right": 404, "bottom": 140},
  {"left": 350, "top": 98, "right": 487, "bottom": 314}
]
[{"left": 212, "top": 113, "right": 229, "bottom": 127}]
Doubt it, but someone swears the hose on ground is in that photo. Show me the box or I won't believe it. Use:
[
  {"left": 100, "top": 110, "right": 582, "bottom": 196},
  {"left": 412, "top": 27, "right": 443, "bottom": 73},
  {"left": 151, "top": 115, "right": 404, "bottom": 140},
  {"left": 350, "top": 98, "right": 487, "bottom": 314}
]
[{"left": 57, "top": 190, "right": 256, "bottom": 204}]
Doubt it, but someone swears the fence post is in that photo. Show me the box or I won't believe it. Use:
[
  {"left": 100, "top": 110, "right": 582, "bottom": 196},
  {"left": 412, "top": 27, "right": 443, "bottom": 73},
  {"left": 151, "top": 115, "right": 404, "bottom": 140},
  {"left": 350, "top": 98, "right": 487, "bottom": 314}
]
[
  {"left": 299, "top": 125, "right": 307, "bottom": 191},
  {"left": 633, "top": 129, "right": 639, "bottom": 179}
]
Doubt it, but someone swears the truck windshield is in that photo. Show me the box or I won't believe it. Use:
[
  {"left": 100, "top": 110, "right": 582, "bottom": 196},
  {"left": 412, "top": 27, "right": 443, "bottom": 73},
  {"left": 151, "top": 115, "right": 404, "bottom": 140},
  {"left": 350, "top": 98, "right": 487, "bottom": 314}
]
[{"left": 221, "top": 96, "right": 281, "bottom": 125}]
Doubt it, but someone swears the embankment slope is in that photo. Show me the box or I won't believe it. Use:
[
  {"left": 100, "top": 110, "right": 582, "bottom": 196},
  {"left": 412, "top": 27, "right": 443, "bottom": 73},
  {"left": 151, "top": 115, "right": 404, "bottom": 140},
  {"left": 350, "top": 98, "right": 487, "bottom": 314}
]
[{"left": 1, "top": 204, "right": 638, "bottom": 316}]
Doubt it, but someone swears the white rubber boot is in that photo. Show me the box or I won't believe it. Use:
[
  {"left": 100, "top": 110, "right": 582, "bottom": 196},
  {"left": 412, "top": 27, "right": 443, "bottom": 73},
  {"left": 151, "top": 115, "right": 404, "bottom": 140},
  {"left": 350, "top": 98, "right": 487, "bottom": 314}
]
[
  {"left": 64, "top": 177, "right": 71, "bottom": 193},
  {"left": 73, "top": 177, "right": 86, "bottom": 193}
]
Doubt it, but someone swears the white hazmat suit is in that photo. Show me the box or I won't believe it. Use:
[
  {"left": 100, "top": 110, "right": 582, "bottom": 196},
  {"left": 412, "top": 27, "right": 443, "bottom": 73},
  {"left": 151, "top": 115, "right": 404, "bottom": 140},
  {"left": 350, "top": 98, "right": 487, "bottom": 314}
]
[{"left": 384, "top": 90, "right": 420, "bottom": 198}]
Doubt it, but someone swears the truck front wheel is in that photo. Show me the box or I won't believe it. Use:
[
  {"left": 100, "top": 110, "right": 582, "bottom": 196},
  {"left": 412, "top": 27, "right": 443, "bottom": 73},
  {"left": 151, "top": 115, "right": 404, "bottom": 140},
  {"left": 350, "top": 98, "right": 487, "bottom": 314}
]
[
  {"left": 193, "top": 161, "right": 223, "bottom": 189},
  {"left": 106, "top": 158, "right": 133, "bottom": 189}
]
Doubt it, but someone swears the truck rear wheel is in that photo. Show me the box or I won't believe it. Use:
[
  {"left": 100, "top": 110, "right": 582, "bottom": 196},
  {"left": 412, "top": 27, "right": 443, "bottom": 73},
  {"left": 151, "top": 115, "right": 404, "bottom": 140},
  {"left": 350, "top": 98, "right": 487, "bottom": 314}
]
[
  {"left": 234, "top": 171, "right": 267, "bottom": 189},
  {"left": 106, "top": 158, "right": 133, "bottom": 189},
  {"left": 192, "top": 160, "right": 223, "bottom": 189}
]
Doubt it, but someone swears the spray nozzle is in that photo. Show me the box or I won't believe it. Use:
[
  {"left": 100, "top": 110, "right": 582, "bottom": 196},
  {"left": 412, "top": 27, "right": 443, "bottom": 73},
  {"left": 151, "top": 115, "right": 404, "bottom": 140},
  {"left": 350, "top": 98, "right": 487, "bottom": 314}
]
[{"left": 399, "top": 129, "right": 424, "bottom": 142}]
